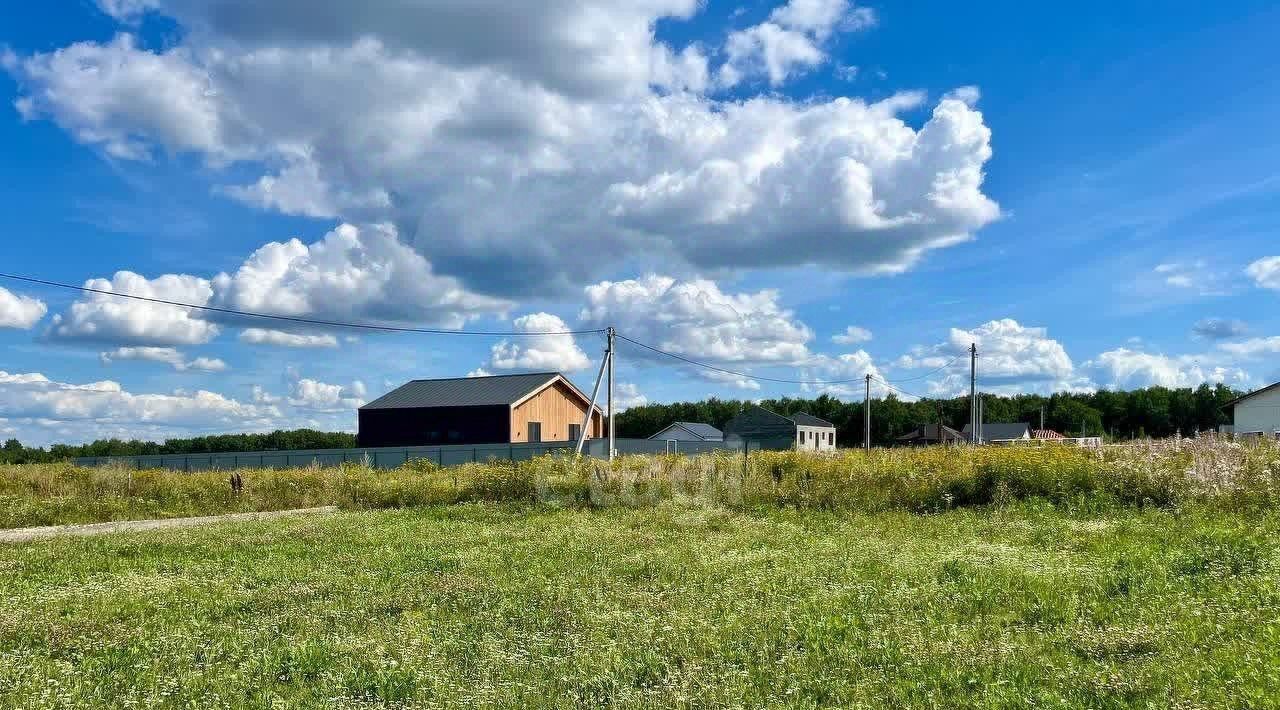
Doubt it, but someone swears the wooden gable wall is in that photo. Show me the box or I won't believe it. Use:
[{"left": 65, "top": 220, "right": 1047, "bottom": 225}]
[{"left": 510, "top": 379, "right": 604, "bottom": 443}]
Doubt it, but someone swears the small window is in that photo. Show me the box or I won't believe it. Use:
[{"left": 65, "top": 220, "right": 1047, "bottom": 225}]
[
  {"left": 569, "top": 423, "right": 581, "bottom": 442},
  {"left": 528, "top": 422, "right": 542, "bottom": 443}
]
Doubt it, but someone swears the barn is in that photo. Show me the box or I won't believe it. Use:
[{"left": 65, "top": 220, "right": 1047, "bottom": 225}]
[{"left": 358, "top": 372, "right": 605, "bottom": 448}]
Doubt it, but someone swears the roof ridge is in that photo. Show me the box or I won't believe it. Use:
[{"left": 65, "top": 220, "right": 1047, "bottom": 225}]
[{"left": 408, "top": 371, "right": 560, "bottom": 383}]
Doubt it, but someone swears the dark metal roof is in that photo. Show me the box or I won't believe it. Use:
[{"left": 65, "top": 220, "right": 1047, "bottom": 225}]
[
  {"left": 723, "top": 407, "right": 833, "bottom": 437},
  {"left": 790, "top": 412, "right": 835, "bottom": 428},
  {"left": 360, "top": 372, "right": 562, "bottom": 410},
  {"left": 962, "top": 422, "right": 1031, "bottom": 441},
  {"left": 677, "top": 422, "right": 724, "bottom": 439},
  {"left": 1223, "top": 381, "right": 1280, "bottom": 409},
  {"left": 651, "top": 422, "right": 723, "bottom": 440},
  {"left": 897, "top": 424, "right": 966, "bottom": 442}
]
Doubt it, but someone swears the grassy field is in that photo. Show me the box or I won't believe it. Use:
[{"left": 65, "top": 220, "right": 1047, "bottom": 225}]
[
  {"left": 1, "top": 502, "right": 1278, "bottom": 708},
  {"left": 2, "top": 440, "right": 1279, "bottom": 707}
]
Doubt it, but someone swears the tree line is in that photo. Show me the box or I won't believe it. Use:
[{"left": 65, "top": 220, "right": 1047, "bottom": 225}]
[
  {"left": 614, "top": 383, "right": 1242, "bottom": 446},
  {"left": 0, "top": 384, "right": 1243, "bottom": 463},
  {"left": 1, "top": 429, "right": 357, "bottom": 464}
]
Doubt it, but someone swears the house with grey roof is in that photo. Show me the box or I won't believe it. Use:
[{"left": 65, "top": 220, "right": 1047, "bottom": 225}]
[
  {"left": 896, "top": 423, "right": 967, "bottom": 446},
  {"left": 962, "top": 422, "right": 1032, "bottom": 444},
  {"left": 722, "top": 406, "right": 837, "bottom": 452},
  {"left": 648, "top": 422, "right": 724, "bottom": 442},
  {"left": 358, "top": 372, "right": 604, "bottom": 448}
]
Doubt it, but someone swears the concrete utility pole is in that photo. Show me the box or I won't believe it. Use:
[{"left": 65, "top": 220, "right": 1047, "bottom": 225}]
[
  {"left": 978, "top": 395, "right": 984, "bottom": 443},
  {"left": 864, "top": 373, "right": 871, "bottom": 451},
  {"left": 574, "top": 334, "right": 610, "bottom": 456},
  {"left": 1040, "top": 405, "right": 1045, "bottom": 431},
  {"left": 969, "top": 343, "right": 977, "bottom": 444},
  {"left": 607, "top": 326, "right": 615, "bottom": 462}
]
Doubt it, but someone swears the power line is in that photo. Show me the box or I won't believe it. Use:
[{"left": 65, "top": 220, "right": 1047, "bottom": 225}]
[
  {"left": 0, "top": 271, "right": 606, "bottom": 337},
  {"left": 615, "top": 334, "right": 869, "bottom": 386},
  {"left": 878, "top": 354, "right": 963, "bottom": 383},
  {"left": 872, "top": 375, "right": 930, "bottom": 401}
]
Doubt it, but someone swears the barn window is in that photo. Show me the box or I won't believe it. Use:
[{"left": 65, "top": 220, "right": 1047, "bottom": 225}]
[
  {"left": 528, "top": 422, "right": 542, "bottom": 443},
  {"left": 569, "top": 423, "right": 581, "bottom": 442}
]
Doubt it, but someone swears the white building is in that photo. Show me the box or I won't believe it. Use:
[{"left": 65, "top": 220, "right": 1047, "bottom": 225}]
[
  {"left": 790, "top": 413, "right": 838, "bottom": 452},
  {"left": 1225, "top": 382, "right": 1280, "bottom": 439}
]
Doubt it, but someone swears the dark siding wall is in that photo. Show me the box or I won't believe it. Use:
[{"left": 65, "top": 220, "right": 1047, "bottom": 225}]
[
  {"left": 358, "top": 405, "right": 510, "bottom": 447},
  {"left": 723, "top": 408, "right": 796, "bottom": 439}
]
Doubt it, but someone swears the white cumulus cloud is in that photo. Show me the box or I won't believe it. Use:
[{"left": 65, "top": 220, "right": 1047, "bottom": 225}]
[
  {"left": 800, "top": 349, "right": 889, "bottom": 399},
  {"left": 581, "top": 274, "right": 812, "bottom": 363},
  {"left": 898, "top": 319, "right": 1085, "bottom": 395},
  {"left": 212, "top": 223, "right": 511, "bottom": 329},
  {"left": 614, "top": 382, "right": 649, "bottom": 410},
  {"left": 44, "top": 222, "right": 509, "bottom": 349},
  {"left": 1216, "top": 337, "right": 1280, "bottom": 359},
  {"left": 47, "top": 272, "right": 219, "bottom": 346},
  {"left": 239, "top": 328, "right": 339, "bottom": 349},
  {"left": 832, "top": 325, "right": 872, "bottom": 345},
  {"left": 488, "top": 313, "right": 592, "bottom": 372},
  {"left": 1087, "top": 349, "right": 1250, "bottom": 390},
  {"left": 1246, "top": 256, "right": 1280, "bottom": 290},
  {"left": 6, "top": 3, "right": 999, "bottom": 297},
  {"left": 720, "top": 0, "right": 875, "bottom": 87},
  {"left": 699, "top": 369, "right": 763, "bottom": 391},
  {"left": 99, "top": 346, "right": 227, "bottom": 372},
  {"left": 0, "top": 286, "right": 47, "bottom": 329},
  {"left": 287, "top": 374, "right": 367, "bottom": 412},
  {"left": 0, "top": 369, "right": 278, "bottom": 441}
]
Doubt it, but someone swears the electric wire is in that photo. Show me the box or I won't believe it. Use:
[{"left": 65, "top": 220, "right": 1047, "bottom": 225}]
[
  {"left": 0, "top": 271, "right": 606, "bottom": 337},
  {"left": 615, "top": 333, "right": 869, "bottom": 386}
]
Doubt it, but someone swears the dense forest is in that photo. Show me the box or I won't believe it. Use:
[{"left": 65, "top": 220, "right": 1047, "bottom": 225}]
[
  {"left": 614, "top": 383, "right": 1243, "bottom": 446},
  {"left": 0, "top": 384, "right": 1244, "bottom": 463}
]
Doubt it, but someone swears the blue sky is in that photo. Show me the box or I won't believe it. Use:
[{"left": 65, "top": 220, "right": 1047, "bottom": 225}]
[{"left": 1, "top": 0, "right": 1279, "bottom": 445}]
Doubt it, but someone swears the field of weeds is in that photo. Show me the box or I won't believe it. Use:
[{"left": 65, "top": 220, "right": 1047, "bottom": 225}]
[{"left": 2, "top": 437, "right": 1278, "bottom": 529}]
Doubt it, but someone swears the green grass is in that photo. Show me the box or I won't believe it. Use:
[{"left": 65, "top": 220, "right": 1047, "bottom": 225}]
[{"left": 3, "top": 502, "right": 1279, "bottom": 708}]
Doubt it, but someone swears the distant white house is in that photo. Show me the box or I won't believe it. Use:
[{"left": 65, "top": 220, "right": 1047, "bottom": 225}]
[{"left": 1224, "top": 382, "right": 1280, "bottom": 439}]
